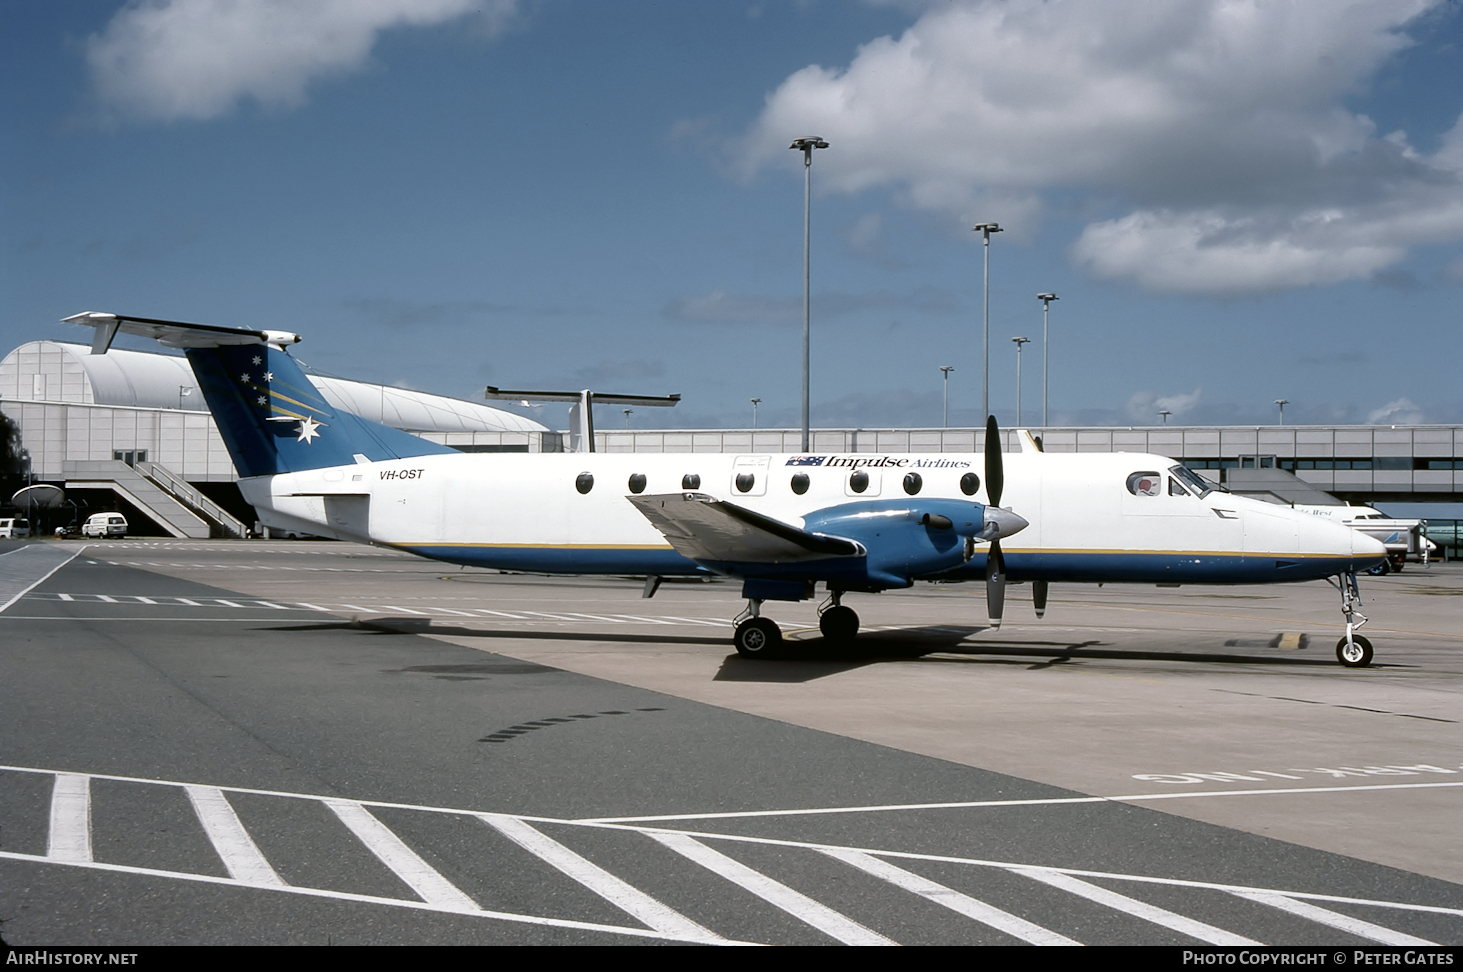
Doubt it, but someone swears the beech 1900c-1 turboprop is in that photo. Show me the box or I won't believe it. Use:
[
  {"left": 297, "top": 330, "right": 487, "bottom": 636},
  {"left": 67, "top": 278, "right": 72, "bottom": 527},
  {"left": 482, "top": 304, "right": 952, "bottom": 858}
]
[{"left": 63, "top": 312, "right": 1389, "bottom": 667}]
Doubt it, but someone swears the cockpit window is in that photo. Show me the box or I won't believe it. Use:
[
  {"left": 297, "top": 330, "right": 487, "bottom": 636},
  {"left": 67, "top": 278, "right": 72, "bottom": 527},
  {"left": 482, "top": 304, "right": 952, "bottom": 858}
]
[
  {"left": 1126, "top": 471, "right": 1162, "bottom": 497},
  {"left": 1168, "top": 464, "right": 1218, "bottom": 498},
  {"left": 1168, "top": 477, "right": 1190, "bottom": 497}
]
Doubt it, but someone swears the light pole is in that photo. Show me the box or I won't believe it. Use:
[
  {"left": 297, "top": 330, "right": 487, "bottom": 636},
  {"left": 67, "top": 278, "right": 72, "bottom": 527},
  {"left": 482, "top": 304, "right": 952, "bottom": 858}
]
[
  {"left": 973, "top": 222, "right": 1002, "bottom": 419},
  {"left": 791, "top": 135, "right": 829, "bottom": 452},
  {"left": 939, "top": 366, "right": 954, "bottom": 428},
  {"left": 1036, "top": 293, "right": 1058, "bottom": 426},
  {"left": 1011, "top": 337, "right": 1031, "bottom": 426},
  {"left": 1275, "top": 399, "right": 1289, "bottom": 425},
  {"left": 1159, "top": 409, "right": 1171, "bottom": 425},
  {"left": 750, "top": 397, "right": 761, "bottom": 429},
  {"left": 623, "top": 408, "right": 633, "bottom": 430}
]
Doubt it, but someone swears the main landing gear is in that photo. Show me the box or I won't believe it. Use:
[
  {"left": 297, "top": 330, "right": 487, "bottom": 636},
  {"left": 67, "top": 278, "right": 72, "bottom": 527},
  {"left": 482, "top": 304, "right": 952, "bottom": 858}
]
[
  {"left": 1328, "top": 571, "right": 1374, "bottom": 668},
  {"left": 731, "top": 591, "right": 861, "bottom": 658}
]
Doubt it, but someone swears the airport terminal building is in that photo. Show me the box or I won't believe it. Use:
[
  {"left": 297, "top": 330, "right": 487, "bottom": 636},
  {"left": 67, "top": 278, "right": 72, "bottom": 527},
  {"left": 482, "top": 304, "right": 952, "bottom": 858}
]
[{"left": 3, "top": 340, "right": 1460, "bottom": 548}]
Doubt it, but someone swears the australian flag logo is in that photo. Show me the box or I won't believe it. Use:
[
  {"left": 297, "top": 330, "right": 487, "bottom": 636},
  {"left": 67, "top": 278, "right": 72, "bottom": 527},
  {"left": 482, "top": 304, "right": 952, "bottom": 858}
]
[{"left": 786, "top": 455, "right": 826, "bottom": 466}]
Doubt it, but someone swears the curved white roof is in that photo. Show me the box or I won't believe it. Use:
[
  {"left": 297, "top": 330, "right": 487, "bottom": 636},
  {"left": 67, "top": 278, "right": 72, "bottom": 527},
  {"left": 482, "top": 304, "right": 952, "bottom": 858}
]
[{"left": 0, "top": 341, "right": 545, "bottom": 434}]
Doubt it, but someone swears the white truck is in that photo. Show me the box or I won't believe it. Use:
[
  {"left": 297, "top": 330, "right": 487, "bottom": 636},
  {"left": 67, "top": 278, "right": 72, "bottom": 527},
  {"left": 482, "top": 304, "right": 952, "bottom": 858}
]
[{"left": 1292, "top": 504, "right": 1437, "bottom": 573}]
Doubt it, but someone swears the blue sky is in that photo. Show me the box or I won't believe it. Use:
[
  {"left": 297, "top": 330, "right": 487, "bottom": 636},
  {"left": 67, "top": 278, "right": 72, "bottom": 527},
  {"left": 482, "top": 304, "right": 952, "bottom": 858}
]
[{"left": 4, "top": 0, "right": 1463, "bottom": 435}]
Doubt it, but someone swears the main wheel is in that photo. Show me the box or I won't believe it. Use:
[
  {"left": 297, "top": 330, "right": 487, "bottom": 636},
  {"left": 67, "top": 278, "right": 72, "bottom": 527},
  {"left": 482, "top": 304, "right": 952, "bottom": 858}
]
[
  {"left": 819, "top": 605, "right": 859, "bottom": 644},
  {"left": 734, "top": 617, "right": 783, "bottom": 658},
  {"left": 1336, "top": 634, "right": 1373, "bottom": 668},
  {"left": 1366, "top": 560, "right": 1390, "bottom": 576}
]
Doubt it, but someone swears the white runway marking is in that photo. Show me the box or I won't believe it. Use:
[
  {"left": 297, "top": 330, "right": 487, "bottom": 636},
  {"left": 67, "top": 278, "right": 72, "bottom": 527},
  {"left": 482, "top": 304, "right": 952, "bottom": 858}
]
[
  {"left": 47, "top": 773, "right": 92, "bottom": 862},
  {"left": 184, "top": 785, "right": 285, "bottom": 887},
  {"left": 3, "top": 764, "right": 1456, "bottom": 946},
  {"left": 1227, "top": 891, "right": 1435, "bottom": 946},
  {"left": 325, "top": 800, "right": 481, "bottom": 912},
  {"left": 479, "top": 814, "right": 723, "bottom": 942},
  {"left": 1013, "top": 869, "right": 1261, "bottom": 945},
  {"left": 819, "top": 848, "right": 1080, "bottom": 945},
  {"left": 647, "top": 831, "right": 896, "bottom": 946}
]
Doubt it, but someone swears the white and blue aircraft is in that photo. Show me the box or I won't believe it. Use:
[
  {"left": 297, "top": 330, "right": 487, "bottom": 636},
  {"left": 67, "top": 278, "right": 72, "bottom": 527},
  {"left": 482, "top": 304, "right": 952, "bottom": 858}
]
[{"left": 64, "top": 311, "right": 1388, "bottom": 667}]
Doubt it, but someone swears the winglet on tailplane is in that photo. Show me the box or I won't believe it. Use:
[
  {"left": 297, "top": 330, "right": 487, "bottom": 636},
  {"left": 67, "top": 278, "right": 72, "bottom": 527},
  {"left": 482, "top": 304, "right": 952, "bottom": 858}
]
[{"left": 63, "top": 311, "right": 455, "bottom": 477}]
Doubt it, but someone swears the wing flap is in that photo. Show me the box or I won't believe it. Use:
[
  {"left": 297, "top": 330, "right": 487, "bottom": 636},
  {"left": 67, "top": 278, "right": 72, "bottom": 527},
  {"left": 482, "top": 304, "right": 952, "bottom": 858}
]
[{"left": 628, "top": 493, "right": 863, "bottom": 564}]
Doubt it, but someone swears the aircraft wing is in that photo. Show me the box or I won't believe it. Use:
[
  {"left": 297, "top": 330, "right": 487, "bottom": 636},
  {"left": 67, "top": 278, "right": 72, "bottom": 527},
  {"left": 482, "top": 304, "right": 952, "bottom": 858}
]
[
  {"left": 62, "top": 311, "right": 301, "bottom": 353},
  {"left": 628, "top": 493, "right": 864, "bottom": 564}
]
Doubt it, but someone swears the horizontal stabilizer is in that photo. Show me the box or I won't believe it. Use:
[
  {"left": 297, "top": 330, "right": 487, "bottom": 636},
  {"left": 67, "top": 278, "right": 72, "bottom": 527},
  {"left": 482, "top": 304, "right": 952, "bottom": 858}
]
[
  {"left": 63, "top": 311, "right": 300, "bottom": 353},
  {"left": 629, "top": 493, "right": 863, "bottom": 565}
]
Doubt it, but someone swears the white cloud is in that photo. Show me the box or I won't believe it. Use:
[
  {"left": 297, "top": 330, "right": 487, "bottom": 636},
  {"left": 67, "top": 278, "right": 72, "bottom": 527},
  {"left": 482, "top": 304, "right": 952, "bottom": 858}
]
[
  {"left": 87, "top": 0, "right": 517, "bottom": 122},
  {"left": 736, "top": 0, "right": 1463, "bottom": 295},
  {"left": 1126, "top": 388, "right": 1201, "bottom": 423},
  {"left": 1367, "top": 397, "right": 1425, "bottom": 425}
]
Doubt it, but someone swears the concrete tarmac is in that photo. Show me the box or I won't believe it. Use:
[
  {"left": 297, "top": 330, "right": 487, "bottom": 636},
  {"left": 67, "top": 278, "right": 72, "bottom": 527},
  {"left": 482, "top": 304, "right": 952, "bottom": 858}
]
[{"left": 1, "top": 538, "right": 1459, "bottom": 946}]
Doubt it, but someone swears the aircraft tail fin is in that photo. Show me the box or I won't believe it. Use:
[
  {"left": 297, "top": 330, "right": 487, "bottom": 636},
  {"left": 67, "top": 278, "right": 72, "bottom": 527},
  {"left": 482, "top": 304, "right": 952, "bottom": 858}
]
[{"left": 65, "top": 312, "right": 455, "bottom": 477}]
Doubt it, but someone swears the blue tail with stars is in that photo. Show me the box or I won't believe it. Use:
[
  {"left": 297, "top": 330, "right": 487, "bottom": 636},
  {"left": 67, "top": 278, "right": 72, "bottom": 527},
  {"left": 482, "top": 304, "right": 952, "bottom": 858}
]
[{"left": 186, "top": 344, "right": 455, "bottom": 478}]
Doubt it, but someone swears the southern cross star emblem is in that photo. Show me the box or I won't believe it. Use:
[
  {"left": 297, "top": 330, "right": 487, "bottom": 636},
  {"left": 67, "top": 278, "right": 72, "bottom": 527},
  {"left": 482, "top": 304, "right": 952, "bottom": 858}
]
[
  {"left": 296, "top": 416, "right": 323, "bottom": 444},
  {"left": 264, "top": 371, "right": 273, "bottom": 381},
  {"left": 252, "top": 356, "right": 262, "bottom": 365},
  {"left": 240, "top": 373, "right": 251, "bottom": 383},
  {"left": 256, "top": 396, "right": 267, "bottom": 406}
]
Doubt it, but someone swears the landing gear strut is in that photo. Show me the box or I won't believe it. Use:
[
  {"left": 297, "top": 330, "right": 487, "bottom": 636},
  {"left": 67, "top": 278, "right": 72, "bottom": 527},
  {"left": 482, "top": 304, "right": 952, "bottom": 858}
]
[
  {"left": 733, "top": 598, "right": 783, "bottom": 657},
  {"left": 818, "top": 590, "right": 859, "bottom": 644},
  {"left": 1328, "top": 571, "right": 1374, "bottom": 668}
]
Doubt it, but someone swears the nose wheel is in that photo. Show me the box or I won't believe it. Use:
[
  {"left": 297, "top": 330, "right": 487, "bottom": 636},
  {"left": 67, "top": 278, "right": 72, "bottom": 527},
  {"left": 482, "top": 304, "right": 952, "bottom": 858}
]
[
  {"left": 1336, "top": 634, "right": 1373, "bottom": 668},
  {"left": 819, "top": 604, "right": 859, "bottom": 644}
]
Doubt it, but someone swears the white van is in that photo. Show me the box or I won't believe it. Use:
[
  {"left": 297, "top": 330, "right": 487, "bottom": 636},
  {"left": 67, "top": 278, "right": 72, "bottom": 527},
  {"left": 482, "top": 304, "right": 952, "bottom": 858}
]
[
  {"left": 82, "top": 513, "right": 128, "bottom": 538},
  {"left": 0, "top": 518, "right": 30, "bottom": 539}
]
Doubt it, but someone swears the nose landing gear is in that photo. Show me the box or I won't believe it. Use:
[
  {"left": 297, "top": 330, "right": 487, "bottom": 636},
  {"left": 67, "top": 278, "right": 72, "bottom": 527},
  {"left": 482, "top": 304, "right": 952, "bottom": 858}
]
[
  {"left": 1328, "top": 572, "right": 1374, "bottom": 668},
  {"left": 818, "top": 590, "right": 859, "bottom": 644}
]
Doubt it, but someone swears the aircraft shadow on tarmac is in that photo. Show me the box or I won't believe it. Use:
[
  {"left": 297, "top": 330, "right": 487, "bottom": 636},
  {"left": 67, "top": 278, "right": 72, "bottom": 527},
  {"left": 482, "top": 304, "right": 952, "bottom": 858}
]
[{"left": 257, "top": 618, "right": 1369, "bottom": 685}]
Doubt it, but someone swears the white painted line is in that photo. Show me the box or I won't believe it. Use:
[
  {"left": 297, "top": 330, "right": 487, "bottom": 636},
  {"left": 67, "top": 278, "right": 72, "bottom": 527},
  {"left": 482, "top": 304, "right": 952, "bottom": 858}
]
[
  {"left": 559, "top": 613, "right": 630, "bottom": 623},
  {"left": 175, "top": 598, "right": 201, "bottom": 606},
  {"left": 253, "top": 601, "right": 290, "bottom": 610},
  {"left": 325, "top": 800, "right": 480, "bottom": 912},
  {"left": 58, "top": 593, "right": 73, "bottom": 601},
  {"left": 647, "top": 831, "right": 896, "bottom": 946},
  {"left": 381, "top": 605, "right": 427, "bottom": 615},
  {"left": 433, "top": 607, "right": 478, "bottom": 617},
  {"left": 521, "top": 611, "right": 588, "bottom": 621},
  {"left": 184, "top": 785, "right": 285, "bottom": 887},
  {"left": 134, "top": 596, "right": 156, "bottom": 604},
  {"left": 609, "top": 614, "right": 675, "bottom": 625},
  {"left": 0, "top": 545, "right": 86, "bottom": 615},
  {"left": 1229, "top": 891, "right": 1435, "bottom": 946},
  {"left": 656, "top": 616, "right": 730, "bottom": 627},
  {"left": 473, "top": 609, "right": 529, "bottom": 619},
  {"left": 821, "top": 848, "right": 1080, "bottom": 946},
  {"left": 48, "top": 773, "right": 92, "bottom": 862},
  {"left": 96, "top": 595, "right": 118, "bottom": 603},
  {"left": 214, "top": 599, "right": 244, "bottom": 608},
  {"left": 1013, "top": 868, "right": 1259, "bottom": 946},
  {"left": 295, "top": 603, "right": 331, "bottom": 612},
  {"left": 479, "top": 814, "right": 722, "bottom": 942},
  {"left": 585, "top": 780, "right": 1463, "bottom": 824},
  {"left": 0, "top": 851, "right": 751, "bottom": 945},
  {"left": 340, "top": 604, "right": 376, "bottom": 612}
]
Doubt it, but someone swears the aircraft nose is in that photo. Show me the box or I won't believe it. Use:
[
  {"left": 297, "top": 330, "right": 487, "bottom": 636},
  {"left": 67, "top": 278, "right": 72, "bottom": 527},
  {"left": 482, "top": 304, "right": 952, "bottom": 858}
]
[
  {"left": 980, "top": 506, "right": 1029, "bottom": 541},
  {"left": 1353, "top": 530, "right": 1387, "bottom": 560}
]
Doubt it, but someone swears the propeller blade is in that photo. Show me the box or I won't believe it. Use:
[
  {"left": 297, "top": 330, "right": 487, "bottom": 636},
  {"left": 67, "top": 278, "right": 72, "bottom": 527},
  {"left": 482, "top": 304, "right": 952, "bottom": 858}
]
[
  {"left": 985, "top": 540, "right": 1006, "bottom": 628},
  {"left": 1033, "top": 579, "right": 1048, "bottom": 619},
  {"left": 984, "top": 415, "right": 1004, "bottom": 508}
]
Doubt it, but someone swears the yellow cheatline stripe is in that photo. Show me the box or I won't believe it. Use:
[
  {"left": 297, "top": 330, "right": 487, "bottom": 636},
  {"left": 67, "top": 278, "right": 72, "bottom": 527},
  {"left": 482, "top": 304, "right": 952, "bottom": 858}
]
[
  {"left": 267, "top": 388, "right": 329, "bottom": 414},
  {"left": 1001, "top": 547, "right": 1350, "bottom": 559}
]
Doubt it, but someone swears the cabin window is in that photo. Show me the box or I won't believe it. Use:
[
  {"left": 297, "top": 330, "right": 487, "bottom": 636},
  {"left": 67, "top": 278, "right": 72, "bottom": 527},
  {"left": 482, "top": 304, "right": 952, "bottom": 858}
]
[
  {"left": 903, "top": 472, "right": 923, "bottom": 495},
  {"left": 849, "top": 470, "right": 869, "bottom": 493},
  {"left": 960, "top": 472, "right": 980, "bottom": 496},
  {"left": 790, "top": 472, "right": 810, "bottom": 495},
  {"left": 1126, "top": 471, "right": 1162, "bottom": 497},
  {"left": 575, "top": 472, "right": 594, "bottom": 494},
  {"left": 735, "top": 473, "right": 755, "bottom": 493},
  {"left": 681, "top": 473, "right": 700, "bottom": 490},
  {"left": 628, "top": 473, "right": 646, "bottom": 494}
]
